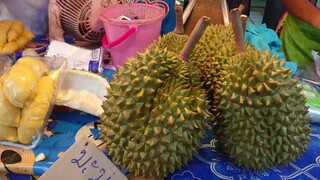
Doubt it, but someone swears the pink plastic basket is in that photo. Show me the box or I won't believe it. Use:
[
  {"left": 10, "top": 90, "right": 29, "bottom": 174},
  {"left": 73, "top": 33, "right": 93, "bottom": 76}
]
[{"left": 100, "top": 3, "right": 165, "bottom": 68}]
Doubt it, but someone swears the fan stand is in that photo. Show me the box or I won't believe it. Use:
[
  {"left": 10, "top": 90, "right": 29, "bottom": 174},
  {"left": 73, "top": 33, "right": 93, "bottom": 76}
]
[
  {"left": 48, "top": 0, "right": 64, "bottom": 42},
  {"left": 48, "top": 0, "right": 104, "bottom": 47}
]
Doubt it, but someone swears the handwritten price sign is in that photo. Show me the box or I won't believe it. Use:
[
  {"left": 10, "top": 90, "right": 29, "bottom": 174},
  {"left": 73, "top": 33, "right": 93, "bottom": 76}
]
[{"left": 39, "top": 138, "right": 127, "bottom": 180}]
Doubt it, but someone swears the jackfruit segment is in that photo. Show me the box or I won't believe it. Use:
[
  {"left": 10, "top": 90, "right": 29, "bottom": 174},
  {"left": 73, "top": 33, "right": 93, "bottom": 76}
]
[
  {"left": 0, "top": 124, "right": 18, "bottom": 142},
  {"left": 18, "top": 76, "right": 54, "bottom": 144},
  {"left": 15, "top": 57, "right": 49, "bottom": 78},
  {"left": 4, "top": 64, "right": 38, "bottom": 108},
  {"left": 0, "top": 56, "right": 59, "bottom": 146},
  {"left": 2, "top": 42, "right": 19, "bottom": 53},
  {"left": 0, "top": 85, "right": 21, "bottom": 127},
  {"left": 0, "top": 21, "right": 10, "bottom": 47},
  {"left": 0, "top": 19, "right": 34, "bottom": 53},
  {"left": 7, "top": 20, "right": 24, "bottom": 43}
]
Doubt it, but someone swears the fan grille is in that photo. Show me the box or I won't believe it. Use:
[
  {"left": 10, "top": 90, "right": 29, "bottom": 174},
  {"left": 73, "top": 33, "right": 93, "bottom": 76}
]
[{"left": 56, "top": 0, "right": 104, "bottom": 42}]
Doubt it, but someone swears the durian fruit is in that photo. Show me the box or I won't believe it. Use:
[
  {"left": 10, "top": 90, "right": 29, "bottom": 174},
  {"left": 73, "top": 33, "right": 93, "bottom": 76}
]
[
  {"left": 100, "top": 48, "right": 210, "bottom": 178},
  {"left": 0, "top": 20, "right": 12, "bottom": 47},
  {"left": 15, "top": 56, "right": 49, "bottom": 78},
  {"left": 149, "top": 32, "right": 188, "bottom": 54},
  {"left": 216, "top": 49, "right": 312, "bottom": 170},
  {"left": 22, "top": 29, "right": 35, "bottom": 42},
  {"left": 18, "top": 76, "right": 55, "bottom": 144},
  {"left": 7, "top": 20, "right": 24, "bottom": 43},
  {"left": 15, "top": 35, "right": 28, "bottom": 49},
  {"left": 188, "top": 24, "right": 257, "bottom": 133},
  {"left": 188, "top": 25, "right": 236, "bottom": 117},
  {"left": 3, "top": 63, "right": 38, "bottom": 108},
  {"left": 0, "top": 56, "right": 65, "bottom": 145},
  {"left": 0, "top": 20, "right": 34, "bottom": 53},
  {"left": 15, "top": 30, "right": 35, "bottom": 49},
  {"left": 0, "top": 84, "right": 21, "bottom": 127},
  {"left": 2, "top": 42, "right": 19, "bottom": 53},
  {"left": 3, "top": 57, "right": 48, "bottom": 108},
  {"left": 0, "top": 124, "right": 18, "bottom": 142},
  {"left": 55, "top": 69, "right": 110, "bottom": 117}
]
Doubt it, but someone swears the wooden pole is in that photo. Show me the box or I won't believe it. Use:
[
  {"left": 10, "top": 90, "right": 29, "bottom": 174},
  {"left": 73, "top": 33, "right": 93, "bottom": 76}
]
[
  {"left": 174, "top": 2, "right": 185, "bottom": 35},
  {"left": 230, "top": 8, "right": 246, "bottom": 54},
  {"left": 240, "top": 14, "right": 248, "bottom": 37},
  {"left": 180, "top": 16, "right": 210, "bottom": 62}
]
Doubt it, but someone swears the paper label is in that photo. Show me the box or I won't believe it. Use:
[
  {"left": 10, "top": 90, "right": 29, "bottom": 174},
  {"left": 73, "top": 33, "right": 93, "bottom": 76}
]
[
  {"left": 39, "top": 138, "right": 127, "bottom": 180},
  {"left": 46, "top": 40, "right": 105, "bottom": 73}
]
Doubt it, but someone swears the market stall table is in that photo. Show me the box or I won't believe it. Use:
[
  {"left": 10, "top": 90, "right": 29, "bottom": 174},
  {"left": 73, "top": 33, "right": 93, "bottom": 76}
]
[{"left": 0, "top": 68, "right": 319, "bottom": 180}]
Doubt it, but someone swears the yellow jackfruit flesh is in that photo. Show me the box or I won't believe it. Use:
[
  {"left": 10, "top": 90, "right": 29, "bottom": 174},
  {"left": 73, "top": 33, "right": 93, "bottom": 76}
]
[
  {"left": 18, "top": 76, "right": 54, "bottom": 144},
  {"left": 2, "top": 42, "right": 19, "bottom": 53},
  {"left": 15, "top": 36, "right": 28, "bottom": 49},
  {"left": 4, "top": 64, "right": 37, "bottom": 108},
  {"left": 0, "top": 55, "right": 61, "bottom": 145},
  {"left": 0, "top": 85, "right": 21, "bottom": 127},
  {"left": 0, "top": 20, "right": 12, "bottom": 47},
  {"left": 0, "top": 20, "right": 13, "bottom": 30},
  {"left": 7, "top": 21, "right": 24, "bottom": 42},
  {"left": 0, "top": 28, "right": 7, "bottom": 47},
  {"left": 0, "top": 124, "right": 18, "bottom": 142},
  {"left": 15, "top": 30, "right": 35, "bottom": 49},
  {"left": 22, "top": 30, "right": 35, "bottom": 41},
  {"left": 15, "top": 57, "right": 49, "bottom": 78},
  {"left": 7, "top": 29, "right": 19, "bottom": 43},
  {"left": 0, "top": 70, "right": 9, "bottom": 85},
  {"left": 0, "top": 20, "right": 34, "bottom": 53}
]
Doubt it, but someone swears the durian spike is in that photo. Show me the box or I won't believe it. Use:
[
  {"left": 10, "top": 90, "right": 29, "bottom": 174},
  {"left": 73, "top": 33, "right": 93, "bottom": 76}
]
[
  {"left": 230, "top": 8, "right": 246, "bottom": 54},
  {"left": 174, "top": 1, "right": 184, "bottom": 35},
  {"left": 180, "top": 16, "right": 210, "bottom": 62}
]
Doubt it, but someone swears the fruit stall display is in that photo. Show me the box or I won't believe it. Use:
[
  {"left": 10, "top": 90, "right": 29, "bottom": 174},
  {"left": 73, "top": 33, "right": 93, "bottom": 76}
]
[{"left": 0, "top": 4, "right": 319, "bottom": 180}]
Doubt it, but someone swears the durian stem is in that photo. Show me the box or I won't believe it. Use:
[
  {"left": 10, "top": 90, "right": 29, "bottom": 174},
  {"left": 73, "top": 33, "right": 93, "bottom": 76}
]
[
  {"left": 174, "top": 2, "right": 185, "bottom": 35},
  {"left": 180, "top": 16, "right": 210, "bottom": 62},
  {"left": 238, "top": 4, "right": 246, "bottom": 14},
  {"left": 230, "top": 8, "right": 246, "bottom": 54},
  {"left": 240, "top": 14, "right": 248, "bottom": 37}
]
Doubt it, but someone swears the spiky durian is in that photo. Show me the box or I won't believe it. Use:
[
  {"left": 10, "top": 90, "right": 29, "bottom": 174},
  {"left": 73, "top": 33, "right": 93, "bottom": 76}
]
[
  {"left": 217, "top": 49, "right": 312, "bottom": 170},
  {"left": 149, "top": 32, "right": 188, "bottom": 54},
  {"left": 188, "top": 25, "right": 236, "bottom": 119},
  {"left": 100, "top": 48, "right": 210, "bottom": 178}
]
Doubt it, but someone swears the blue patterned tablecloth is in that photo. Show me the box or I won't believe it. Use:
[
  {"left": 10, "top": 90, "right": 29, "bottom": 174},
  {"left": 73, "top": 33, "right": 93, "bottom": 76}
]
[{"left": 1, "top": 110, "right": 320, "bottom": 180}]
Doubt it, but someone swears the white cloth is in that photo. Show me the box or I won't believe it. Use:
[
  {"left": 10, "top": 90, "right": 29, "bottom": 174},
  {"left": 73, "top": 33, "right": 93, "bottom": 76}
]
[{"left": 0, "top": 0, "right": 49, "bottom": 35}]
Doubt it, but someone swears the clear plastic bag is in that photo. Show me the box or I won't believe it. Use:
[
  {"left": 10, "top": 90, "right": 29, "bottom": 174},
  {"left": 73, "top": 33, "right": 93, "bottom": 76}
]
[{"left": 0, "top": 55, "right": 66, "bottom": 149}]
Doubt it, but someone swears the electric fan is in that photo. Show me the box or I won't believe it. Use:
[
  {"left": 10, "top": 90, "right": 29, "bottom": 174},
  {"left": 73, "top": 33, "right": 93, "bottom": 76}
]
[{"left": 55, "top": 0, "right": 120, "bottom": 42}]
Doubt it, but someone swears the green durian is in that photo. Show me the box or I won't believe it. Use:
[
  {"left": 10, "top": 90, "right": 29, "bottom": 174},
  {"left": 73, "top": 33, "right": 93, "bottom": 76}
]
[
  {"left": 149, "top": 32, "right": 188, "bottom": 54},
  {"left": 188, "top": 25, "right": 236, "bottom": 118},
  {"left": 100, "top": 48, "right": 210, "bottom": 178},
  {"left": 188, "top": 24, "right": 256, "bottom": 132},
  {"left": 217, "top": 49, "right": 312, "bottom": 170}
]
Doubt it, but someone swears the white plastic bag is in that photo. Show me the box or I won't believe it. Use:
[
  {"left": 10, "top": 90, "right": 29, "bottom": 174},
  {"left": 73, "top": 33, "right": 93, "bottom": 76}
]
[
  {"left": 0, "top": 0, "right": 49, "bottom": 35},
  {"left": 311, "top": 50, "right": 320, "bottom": 78}
]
